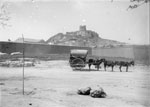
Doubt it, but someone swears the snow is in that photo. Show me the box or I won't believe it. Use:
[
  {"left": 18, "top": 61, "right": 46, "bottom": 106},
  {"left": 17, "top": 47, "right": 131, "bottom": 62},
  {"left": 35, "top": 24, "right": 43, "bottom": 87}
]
[{"left": 0, "top": 60, "right": 150, "bottom": 107}]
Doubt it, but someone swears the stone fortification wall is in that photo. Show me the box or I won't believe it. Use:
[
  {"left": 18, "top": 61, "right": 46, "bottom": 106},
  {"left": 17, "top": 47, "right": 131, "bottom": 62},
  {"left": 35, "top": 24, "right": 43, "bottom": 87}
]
[{"left": 0, "top": 41, "right": 92, "bottom": 56}]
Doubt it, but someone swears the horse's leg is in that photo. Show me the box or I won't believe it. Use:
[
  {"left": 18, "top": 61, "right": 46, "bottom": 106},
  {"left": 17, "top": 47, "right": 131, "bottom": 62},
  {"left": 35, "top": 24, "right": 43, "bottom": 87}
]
[
  {"left": 99, "top": 62, "right": 102, "bottom": 69},
  {"left": 119, "top": 66, "right": 122, "bottom": 72},
  {"left": 88, "top": 64, "right": 91, "bottom": 71},
  {"left": 112, "top": 65, "right": 114, "bottom": 72},
  {"left": 126, "top": 66, "right": 128, "bottom": 72},
  {"left": 97, "top": 64, "right": 100, "bottom": 71},
  {"left": 104, "top": 64, "right": 106, "bottom": 71},
  {"left": 99, "top": 65, "right": 101, "bottom": 69}
]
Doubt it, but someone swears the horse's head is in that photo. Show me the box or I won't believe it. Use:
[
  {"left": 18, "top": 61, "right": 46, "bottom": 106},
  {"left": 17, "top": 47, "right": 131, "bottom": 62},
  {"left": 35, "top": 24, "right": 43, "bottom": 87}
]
[
  {"left": 88, "top": 58, "right": 95, "bottom": 63},
  {"left": 130, "top": 60, "right": 135, "bottom": 66},
  {"left": 115, "top": 61, "right": 120, "bottom": 65},
  {"left": 100, "top": 58, "right": 106, "bottom": 62}
]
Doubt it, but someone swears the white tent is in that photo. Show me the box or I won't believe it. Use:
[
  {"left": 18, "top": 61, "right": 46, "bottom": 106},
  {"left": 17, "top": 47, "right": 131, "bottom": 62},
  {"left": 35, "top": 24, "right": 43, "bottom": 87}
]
[
  {"left": 0, "top": 52, "right": 8, "bottom": 56},
  {"left": 10, "top": 52, "right": 22, "bottom": 55}
]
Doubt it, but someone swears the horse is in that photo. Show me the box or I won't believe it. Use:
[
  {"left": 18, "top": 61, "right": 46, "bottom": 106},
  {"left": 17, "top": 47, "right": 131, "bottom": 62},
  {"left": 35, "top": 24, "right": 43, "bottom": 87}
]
[
  {"left": 94, "top": 58, "right": 105, "bottom": 70},
  {"left": 88, "top": 58, "right": 105, "bottom": 71},
  {"left": 88, "top": 58, "right": 95, "bottom": 70},
  {"left": 117, "top": 60, "right": 134, "bottom": 72},
  {"left": 103, "top": 60, "right": 116, "bottom": 71}
]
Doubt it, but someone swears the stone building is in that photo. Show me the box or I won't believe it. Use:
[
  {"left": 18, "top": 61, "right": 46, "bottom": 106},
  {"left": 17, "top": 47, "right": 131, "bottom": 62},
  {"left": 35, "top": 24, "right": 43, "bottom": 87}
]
[
  {"left": 15, "top": 38, "right": 45, "bottom": 44},
  {"left": 79, "top": 25, "right": 86, "bottom": 31}
]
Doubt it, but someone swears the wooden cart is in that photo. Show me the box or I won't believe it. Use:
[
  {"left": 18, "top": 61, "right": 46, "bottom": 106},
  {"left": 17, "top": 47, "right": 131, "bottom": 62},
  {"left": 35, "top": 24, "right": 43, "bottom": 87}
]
[{"left": 69, "top": 49, "right": 88, "bottom": 70}]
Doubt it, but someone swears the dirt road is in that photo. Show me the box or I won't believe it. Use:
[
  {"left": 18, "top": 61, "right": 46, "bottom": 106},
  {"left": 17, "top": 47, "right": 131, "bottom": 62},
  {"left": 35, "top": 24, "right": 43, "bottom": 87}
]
[{"left": 0, "top": 60, "right": 150, "bottom": 107}]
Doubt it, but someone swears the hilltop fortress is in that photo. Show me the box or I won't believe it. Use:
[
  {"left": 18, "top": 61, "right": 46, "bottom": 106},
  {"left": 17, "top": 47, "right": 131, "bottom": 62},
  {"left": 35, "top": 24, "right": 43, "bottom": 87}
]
[
  {"left": 65, "top": 25, "right": 99, "bottom": 38},
  {"left": 46, "top": 25, "right": 103, "bottom": 47},
  {"left": 0, "top": 25, "right": 149, "bottom": 65}
]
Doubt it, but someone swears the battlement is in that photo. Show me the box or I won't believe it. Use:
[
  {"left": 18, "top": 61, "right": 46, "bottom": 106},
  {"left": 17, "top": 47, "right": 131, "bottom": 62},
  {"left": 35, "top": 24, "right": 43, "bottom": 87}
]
[{"left": 79, "top": 25, "right": 86, "bottom": 31}]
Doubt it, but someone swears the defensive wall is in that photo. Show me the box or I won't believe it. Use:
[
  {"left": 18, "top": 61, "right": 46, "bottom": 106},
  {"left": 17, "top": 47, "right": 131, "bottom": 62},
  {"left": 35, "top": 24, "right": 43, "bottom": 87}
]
[
  {"left": 92, "top": 46, "right": 134, "bottom": 59},
  {"left": 92, "top": 45, "right": 150, "bottom": 65},
  {"left": 0, "top": 41, "right": 92, "bottom": 56},
  {"left": 0, "top": 41, "right": 149, "bottom": 65},
  {"left": 132, "top": 45, "right": 150, "bottom": 65}
]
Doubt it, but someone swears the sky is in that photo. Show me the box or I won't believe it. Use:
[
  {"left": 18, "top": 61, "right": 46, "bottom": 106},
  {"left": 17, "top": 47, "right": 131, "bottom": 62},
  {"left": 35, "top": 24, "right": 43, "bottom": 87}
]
[{"left": 0, "top": 0, "right": 149, "bottom": 44}]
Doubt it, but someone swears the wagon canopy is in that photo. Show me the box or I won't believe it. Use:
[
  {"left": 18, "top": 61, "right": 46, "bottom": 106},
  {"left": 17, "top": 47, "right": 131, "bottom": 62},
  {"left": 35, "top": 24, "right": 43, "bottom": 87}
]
[{"left": 70, "top": 49, "right": 88, "bottom": 56}]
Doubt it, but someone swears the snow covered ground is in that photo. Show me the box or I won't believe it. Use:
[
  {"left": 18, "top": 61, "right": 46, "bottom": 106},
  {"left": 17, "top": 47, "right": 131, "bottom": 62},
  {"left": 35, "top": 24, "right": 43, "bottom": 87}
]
[{"left": 0, "top": 60, "right": 150, "bottom": 107}]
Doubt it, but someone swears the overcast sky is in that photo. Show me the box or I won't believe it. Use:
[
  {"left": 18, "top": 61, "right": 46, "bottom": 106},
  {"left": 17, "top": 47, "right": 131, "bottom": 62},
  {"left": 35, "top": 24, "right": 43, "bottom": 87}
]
[{"left": 0, "top": 0, "right": 149, "bottom": 44}]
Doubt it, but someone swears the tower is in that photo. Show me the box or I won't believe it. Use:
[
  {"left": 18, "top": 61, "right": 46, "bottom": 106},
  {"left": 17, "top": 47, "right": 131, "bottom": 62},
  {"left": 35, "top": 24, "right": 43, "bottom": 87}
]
[{"left": 79, "top": 25, "right": 86, "bottom": 31}]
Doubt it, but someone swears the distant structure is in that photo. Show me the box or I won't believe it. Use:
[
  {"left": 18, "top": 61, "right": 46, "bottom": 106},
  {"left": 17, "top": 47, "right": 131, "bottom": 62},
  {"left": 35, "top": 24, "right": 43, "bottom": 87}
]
[
  {"left": 77, "top": 25, "right": 89, "bottom": 37},
  {"left": 15, "top": 38, "right": 45, "bottom": 44},
  {"left": 79, "top": 25, "right": 86, "bottom": 31}
]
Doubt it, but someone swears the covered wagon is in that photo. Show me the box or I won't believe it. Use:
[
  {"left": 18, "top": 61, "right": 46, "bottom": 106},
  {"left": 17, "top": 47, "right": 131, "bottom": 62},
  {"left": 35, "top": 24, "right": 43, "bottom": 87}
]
[{"left": 69, "top": 49, "right": 88, "bottom": 70}]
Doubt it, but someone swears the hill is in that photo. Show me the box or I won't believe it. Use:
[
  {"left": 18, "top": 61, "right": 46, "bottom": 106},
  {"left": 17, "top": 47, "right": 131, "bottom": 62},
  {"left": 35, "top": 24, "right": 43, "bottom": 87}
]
[{"left": 46, "top": 25, "right": 126, "bottom": 47}]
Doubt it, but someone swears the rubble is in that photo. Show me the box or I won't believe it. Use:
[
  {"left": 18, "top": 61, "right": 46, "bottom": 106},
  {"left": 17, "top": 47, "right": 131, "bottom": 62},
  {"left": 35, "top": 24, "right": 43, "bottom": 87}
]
[
  {"left": 0, "top": 61, "right": 35, "bottom": 67},
  {"left": 77, "top": 86, "right": 107, "bottom": 98},
  {"left": 77, "top": 87, "right": 91, "bottom": 95}
]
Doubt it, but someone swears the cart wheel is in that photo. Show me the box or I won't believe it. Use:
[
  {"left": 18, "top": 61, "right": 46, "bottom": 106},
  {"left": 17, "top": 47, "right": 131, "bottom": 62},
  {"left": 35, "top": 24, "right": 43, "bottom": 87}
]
[
  {"left": 71, "top": 58, "right": 85, "bottom": 70},
  {"left": 75, "top": 67, "right": 82, "bottom": 70}
]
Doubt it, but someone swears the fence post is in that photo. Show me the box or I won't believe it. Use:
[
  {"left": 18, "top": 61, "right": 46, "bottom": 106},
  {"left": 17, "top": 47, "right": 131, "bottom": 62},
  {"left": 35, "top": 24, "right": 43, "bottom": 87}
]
[{"left": 22, "top": 34, "right": 25, "bottom": 95}]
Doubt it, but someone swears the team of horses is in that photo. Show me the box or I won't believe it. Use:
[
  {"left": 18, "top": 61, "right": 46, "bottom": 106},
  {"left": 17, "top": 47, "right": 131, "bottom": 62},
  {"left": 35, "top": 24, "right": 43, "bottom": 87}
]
[{"left": 87, "top": 58, "right": 134, "bottom": 72}]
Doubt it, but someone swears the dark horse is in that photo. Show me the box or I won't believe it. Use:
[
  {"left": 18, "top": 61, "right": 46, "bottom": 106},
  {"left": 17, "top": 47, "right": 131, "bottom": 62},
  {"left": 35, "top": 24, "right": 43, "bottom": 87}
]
[
  {"left": 103, "top": 60, "right": 116, "bottom": 71},
  {"left": 116, "top": 60, "right": 134, "bottom": 72},
  {"left": 88, "top": 58, "right": 105, "bottom": 71}
]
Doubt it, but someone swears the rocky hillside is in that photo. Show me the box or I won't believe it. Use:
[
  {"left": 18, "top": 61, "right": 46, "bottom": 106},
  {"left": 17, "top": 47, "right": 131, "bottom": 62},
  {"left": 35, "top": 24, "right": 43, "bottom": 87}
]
[{"left": 46, "top": 26, "right": 126, "bottom": 47}]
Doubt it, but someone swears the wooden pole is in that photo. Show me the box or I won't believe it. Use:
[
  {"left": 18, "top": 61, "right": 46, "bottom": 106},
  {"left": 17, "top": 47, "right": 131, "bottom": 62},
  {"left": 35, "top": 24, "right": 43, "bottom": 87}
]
[
  {"left": 149, "top": 1, "right": 150, "bottom": 45},
  {"left": 22, "top": 34, "right": 25, "bottom": 95}
]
